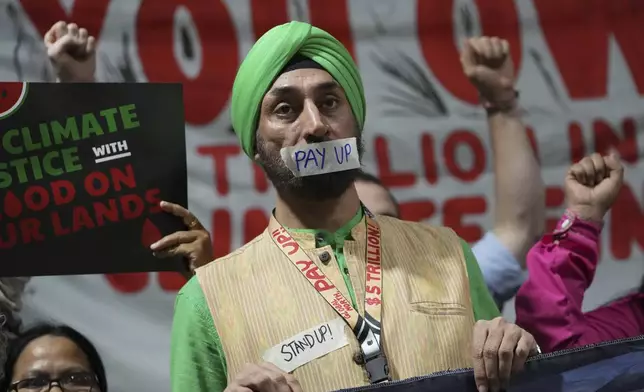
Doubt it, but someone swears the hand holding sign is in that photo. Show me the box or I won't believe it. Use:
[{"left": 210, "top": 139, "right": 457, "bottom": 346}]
[
  {"left": 472, "top": 317, "right": 538, "bottom": 392},
  {"left": 225, "top": 363, "right": 302, "bottom": 392},
  {"left": 151, "top": 201, "right": 213, "bottom": 276},
  {"left": 45, "top": 21, "right": 96, "bottom": 83}
]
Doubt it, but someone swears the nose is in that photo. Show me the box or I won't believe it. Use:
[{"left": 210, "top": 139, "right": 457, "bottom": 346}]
[{"left": 300, "top": 99, "right": 328, "bottom": 141}]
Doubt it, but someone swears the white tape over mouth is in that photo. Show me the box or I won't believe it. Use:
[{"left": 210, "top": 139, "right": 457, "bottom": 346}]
[{"left": 280, "top": 137, "right": 360, "bottom": 177}]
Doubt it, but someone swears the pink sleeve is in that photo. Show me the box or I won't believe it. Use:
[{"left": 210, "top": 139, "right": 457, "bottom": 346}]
[{"left": 515, "top": 214, "right": 644, "bottom": 352}]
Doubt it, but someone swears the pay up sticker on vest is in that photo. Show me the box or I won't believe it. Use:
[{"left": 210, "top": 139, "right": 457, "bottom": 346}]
[
  {"left": 280, "top": 137, "right": 360, "bottom": 177},
  {"left": 262, "top": 318, "right": 349, "bottom": 373}
]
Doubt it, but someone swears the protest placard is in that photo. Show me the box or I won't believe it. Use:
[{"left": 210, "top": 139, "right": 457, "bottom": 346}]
[{"left": 0, "top": 82, "right": 187, "bottom": 276}]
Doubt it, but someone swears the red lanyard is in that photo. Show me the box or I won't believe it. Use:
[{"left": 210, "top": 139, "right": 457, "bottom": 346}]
[{"left": 268, "top": 209, "right": 389, "bottom": 383}]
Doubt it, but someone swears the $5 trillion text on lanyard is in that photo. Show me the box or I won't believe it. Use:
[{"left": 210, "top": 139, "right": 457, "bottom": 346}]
[{"left": 268, "top": 208, "right": 389, "bottom": 384}]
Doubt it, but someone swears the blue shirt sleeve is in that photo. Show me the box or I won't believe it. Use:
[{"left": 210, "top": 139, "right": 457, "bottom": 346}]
[{"left": 472, "top": 231, "right": 527, "bottom": 306}]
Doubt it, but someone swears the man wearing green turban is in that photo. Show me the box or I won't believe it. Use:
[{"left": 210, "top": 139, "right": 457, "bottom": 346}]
[{"left": 171, "top": 22, "right": 537, "bottom": 392}]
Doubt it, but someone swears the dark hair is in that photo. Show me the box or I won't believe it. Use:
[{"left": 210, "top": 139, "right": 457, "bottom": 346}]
[
  {"left": 354, "top": 171, "right": 401, "bottom": 217},
  {"left": 0, "top": 324, "right": 107, "bottom": 392}
]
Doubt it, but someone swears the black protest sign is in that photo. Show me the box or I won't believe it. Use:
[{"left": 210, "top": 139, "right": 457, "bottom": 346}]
[{"left": 0, "top": 82, "right": 187, "bottom": 276}]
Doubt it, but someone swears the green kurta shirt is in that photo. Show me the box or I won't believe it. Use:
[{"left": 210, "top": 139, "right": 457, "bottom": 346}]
[{"left": 170, "top": 210, "right": 500, "bottom": 392}]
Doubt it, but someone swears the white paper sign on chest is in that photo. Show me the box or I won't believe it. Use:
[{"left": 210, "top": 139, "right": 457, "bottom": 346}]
[
  {"left": 280, "top": 137, "right": 360, "bottom": 177},
  {"left": 262, "top": 318, "right": 349, "bottom": 373}
]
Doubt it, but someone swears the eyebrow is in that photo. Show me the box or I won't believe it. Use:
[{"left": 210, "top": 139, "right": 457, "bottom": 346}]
[
  {"left": 22, "top": 370, "right": 49, "bottom": 379},
  {"left": 268, "top": 81, "right": 341, "bottom": 97},
  {"left": 61, "top": 366, "right": 91, "bottom": 374},
  {"left": 23, "top": 366, "right": 90, "bottom": 379}
]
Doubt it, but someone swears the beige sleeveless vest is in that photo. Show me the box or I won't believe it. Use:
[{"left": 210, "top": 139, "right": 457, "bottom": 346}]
[{"left": 197, "top": 215, "right": 475, "bottom": 392}]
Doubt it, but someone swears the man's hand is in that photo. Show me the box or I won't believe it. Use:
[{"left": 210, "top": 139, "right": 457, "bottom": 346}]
[
  {"left": 44, "top": 21, "right": 96, "bottom": 83},
  {"left": 565, "top": 153, "right": 624, "bottom": 222},
  {"left": 461, "top": 37, "right": 516, "bottom": 109},
  {"left": 150, "top": 201, "right": 213, "bottom": 275},
  {"left": 224, "top": 363, "right": 302, "bottom": 392},
  {"left": 472, "top": 317, "right": 538, "bottom": 392}
]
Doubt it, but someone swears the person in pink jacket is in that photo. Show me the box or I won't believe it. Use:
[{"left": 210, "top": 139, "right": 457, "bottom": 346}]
[{"left": 515, "top": 152, "right": 644, "bottom": 353}]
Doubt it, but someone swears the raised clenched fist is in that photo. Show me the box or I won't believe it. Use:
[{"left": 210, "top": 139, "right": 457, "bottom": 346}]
[
  {"left": 44, "top": 21, "right": 96, "bottom": 83},
  {"left": 460, "top": 36, "right": 516, "bottom": 109},
  {"left": 565, "top": 153, "right": 624, "bottom": 222}
]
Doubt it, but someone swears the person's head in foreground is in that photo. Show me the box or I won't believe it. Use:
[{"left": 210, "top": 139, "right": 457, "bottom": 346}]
[
  {"left": 231, "top": 23, "right": 366, "bottom": 206},
  {"left": 1, "top": 324, "right": 107, "bottom": 392},
  {"left": 353, "top": 172, "right": 400, "bottom": 217}
]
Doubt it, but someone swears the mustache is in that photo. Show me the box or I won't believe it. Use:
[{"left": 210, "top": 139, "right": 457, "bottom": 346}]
[{"left": 304, "top": 134, "right": 331, "bottom": 144}]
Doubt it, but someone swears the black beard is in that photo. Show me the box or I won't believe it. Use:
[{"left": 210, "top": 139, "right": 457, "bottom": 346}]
[{"left": 256, "top": 134, "right": 364, "bottom": 202}]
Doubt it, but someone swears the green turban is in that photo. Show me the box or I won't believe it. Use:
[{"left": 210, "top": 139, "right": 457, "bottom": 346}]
[{"left": 231, "top": 21, "right": 366, "bottom": 158}]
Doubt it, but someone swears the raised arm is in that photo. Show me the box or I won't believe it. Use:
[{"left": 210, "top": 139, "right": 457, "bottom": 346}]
[
  {"left": 487, "top": 110, "right": 544, "bottom": 264},
  {"left": 461, "top": 37, "right": 544, "bottom": 304},
  {"left": 515, "top": 153, "right": 634, "bottom": 352}
]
